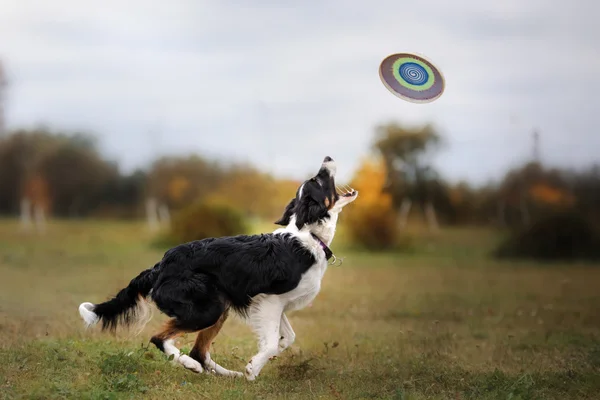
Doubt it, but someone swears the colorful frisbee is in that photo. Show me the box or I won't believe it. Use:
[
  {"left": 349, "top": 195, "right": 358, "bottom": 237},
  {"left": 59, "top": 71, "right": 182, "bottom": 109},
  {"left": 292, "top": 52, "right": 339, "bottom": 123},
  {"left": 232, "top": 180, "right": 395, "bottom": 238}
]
[{"left": 379, "top": 53, "right": 445, "bottom": 103}]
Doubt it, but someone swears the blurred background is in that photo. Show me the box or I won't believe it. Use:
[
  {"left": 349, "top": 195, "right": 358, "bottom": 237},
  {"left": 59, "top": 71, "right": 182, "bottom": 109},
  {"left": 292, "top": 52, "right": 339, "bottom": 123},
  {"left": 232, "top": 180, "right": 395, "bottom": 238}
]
[{"left": 1, "top": 1, "right": 599, "bottom": 399}]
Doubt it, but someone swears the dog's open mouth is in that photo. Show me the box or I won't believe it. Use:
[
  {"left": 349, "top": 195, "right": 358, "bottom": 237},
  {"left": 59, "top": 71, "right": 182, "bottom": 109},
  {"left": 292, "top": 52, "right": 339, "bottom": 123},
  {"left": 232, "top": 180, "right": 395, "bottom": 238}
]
[{"left": 336, "top": 185, "right": 356, "bottom": 198}]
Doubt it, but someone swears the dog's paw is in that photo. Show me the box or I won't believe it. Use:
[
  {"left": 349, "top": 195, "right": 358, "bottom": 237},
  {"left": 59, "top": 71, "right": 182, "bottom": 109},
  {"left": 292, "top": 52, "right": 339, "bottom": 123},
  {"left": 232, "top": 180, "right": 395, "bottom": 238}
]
[
  {"left": 201, "top": 354, "right": 245, "bottom": 378},
  {"left": 204, "top": 365, "right": 244, "bottom": 378},
  {"left": 278, "top": 339, "right": 290, "bottom": 353},
  {"left": 230, "top": 370, "right": 244, "bottom": 378},
  {"left": 178, "top": 355, "right": 204, "bottom": 373},
  {"left": 278, "top": 335, "right": 295, "bottom": 353},
  {"left": 245, "top": 360, "right": 257, "bottom": 381}
]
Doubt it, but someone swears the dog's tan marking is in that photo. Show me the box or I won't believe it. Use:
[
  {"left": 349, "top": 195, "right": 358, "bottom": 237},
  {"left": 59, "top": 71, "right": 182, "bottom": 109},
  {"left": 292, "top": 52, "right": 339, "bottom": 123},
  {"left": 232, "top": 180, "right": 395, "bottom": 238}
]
[{"left": 190, "top": 309, "right": 229, "bottom": 363}]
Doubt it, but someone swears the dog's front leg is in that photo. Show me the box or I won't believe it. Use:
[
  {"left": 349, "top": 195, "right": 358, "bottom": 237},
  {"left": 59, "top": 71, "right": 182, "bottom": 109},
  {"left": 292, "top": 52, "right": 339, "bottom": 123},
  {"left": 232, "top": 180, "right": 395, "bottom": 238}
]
[
  {"left": 245, "top": 297, "right": 284, "bottom": 381},
  {"left": 278, "top": 313, "right": 295, "bottom": 353}
]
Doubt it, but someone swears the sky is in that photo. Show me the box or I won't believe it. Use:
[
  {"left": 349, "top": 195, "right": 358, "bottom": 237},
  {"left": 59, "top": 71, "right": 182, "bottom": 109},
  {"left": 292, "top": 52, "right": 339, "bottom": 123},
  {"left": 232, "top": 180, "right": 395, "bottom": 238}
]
[{"left": 1, "top": 0, "right": 599, "bottom": 184}]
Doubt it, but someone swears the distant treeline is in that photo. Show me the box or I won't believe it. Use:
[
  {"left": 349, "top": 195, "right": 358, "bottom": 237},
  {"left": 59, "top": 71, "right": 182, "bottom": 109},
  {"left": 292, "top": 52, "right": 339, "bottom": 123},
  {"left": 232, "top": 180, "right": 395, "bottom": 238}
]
[
  {"left": 0, "top": 128, "right": 298, "bottom": 221},
  {"left": 347, "top": 122, "right": 600, "bottom": 232},
  {"left": 0, "top": 127, "right": 598, "bottom": 229}
]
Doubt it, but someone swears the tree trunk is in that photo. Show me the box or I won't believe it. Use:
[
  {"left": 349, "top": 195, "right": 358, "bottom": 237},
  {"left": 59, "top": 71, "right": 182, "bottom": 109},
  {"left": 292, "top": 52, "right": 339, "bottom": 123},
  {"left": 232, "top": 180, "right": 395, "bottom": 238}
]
[
  {"left": 398, "top": 198, "right": 412, "bottom": 229},
  {"left": 146, "top": 197, "right": 159, "bottom": 231},
  {"left": 20, "top": 197, "right": 32, "bottom": 232},
  {"left": 520, "top": 194, "right": 530, "bottom": 227},
  {"left": 158, "top": 204, "right": 171, "bottom": 227},
  {"left": 497, "top": 198, "right": 506, "bottom": 227},
  {"left": 34, "top": 204, "right": 46, "bottom": 234},
  {"left": 424, "top": 201, "right": 439, "bottom": 233}
]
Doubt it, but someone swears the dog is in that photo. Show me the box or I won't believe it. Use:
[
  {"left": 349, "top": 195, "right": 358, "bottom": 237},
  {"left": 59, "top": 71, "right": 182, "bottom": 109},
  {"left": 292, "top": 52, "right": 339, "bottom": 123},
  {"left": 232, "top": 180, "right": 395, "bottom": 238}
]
[{"left": 78, "top": 156, "right": 358, "bottom": 380}]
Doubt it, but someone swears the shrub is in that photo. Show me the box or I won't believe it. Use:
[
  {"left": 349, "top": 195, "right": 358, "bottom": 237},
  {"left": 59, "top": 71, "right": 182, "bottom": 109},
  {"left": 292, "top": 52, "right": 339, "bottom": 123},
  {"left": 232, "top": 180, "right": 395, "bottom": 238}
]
[
  {"left": 493, "top": 210, "right": 600, "bottom": 262},
  {"left": 344, "top": 205, "right": 401, "bottom": 251},
  {"left": 343, "top": 157, "right": 403, "bottom": 251},
  {"left": 166, "top": 200, "right": 250, "bottom": 244}
]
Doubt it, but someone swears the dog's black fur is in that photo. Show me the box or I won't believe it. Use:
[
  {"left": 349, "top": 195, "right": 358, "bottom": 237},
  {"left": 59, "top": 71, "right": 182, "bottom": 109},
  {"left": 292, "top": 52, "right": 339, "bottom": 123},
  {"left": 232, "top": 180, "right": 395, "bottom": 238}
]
[{"left": 94, "top": 233, "right": 316, "bottom": 333}]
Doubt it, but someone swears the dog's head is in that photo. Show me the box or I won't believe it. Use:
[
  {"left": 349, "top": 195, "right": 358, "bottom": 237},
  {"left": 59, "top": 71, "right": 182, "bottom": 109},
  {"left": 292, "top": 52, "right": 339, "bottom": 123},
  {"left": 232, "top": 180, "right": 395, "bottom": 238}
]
[{"left": 274, "top": 156, "right": 358, "bottom": 230}]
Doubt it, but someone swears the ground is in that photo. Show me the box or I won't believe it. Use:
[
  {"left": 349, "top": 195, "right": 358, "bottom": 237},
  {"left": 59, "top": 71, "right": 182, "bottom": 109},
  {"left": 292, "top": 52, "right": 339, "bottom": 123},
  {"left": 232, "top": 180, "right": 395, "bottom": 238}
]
[{"left": 1, "top": 220, "right": 599, "bottom": 399}]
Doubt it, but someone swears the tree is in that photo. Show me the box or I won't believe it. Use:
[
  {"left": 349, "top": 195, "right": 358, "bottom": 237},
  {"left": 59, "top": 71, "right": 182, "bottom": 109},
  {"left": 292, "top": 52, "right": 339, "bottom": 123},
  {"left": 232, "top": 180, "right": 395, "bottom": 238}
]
[
  {"left": 204, "top": 165, "right": 300, "bottom": 221},
  {"left": 0, "top": 129, "right": 122, "bottom": 219},
  {"left": 344, "top": 156, "right": 399, "bottom": 250},
  {"left": 145, "top": 155, "right": 226, "bottom": 211},
  {"left": 560, "top": 164, "right": 600, "bottom": 225},
  {"left": 94, "top": 169, "right": 147, "bottom": 219},
  {"left": 0, "top": 129, "right": 57, "bottom": 215},
  {"left": 373, "top": 122, "right": 445, "bottom": 231},
  {"left": 38, "top": 142, "right": 118, "bottom": 217},
  {"left": 495, "top": 162, "right": 574, "bottom": 228}
]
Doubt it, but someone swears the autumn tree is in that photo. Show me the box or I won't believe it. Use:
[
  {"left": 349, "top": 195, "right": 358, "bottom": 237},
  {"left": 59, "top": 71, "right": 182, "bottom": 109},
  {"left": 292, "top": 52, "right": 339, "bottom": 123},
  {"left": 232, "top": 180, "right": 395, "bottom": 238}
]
[
  {"left": 0, "top": 129, "right": 130, "bottom": 218},
  {"left": 567, "top": 164, "right": 600, "bottom": 225},
  {"left": 145, "top": 155, "right": 226, "bottom": 211},
  {"left": 204, "top": 164, "right": 300, "bottom": 221},
  {"left": 344, "top": 156, "right": 399, "bottom": 250},
  {"left": 0, "top": 129, "right": 59, "bottom": 215},
  {"left": 495, "top": 162, "right": 574, "bottom": 228},
  {"left": 37, "top": 141, "right": 118, "bottom": 217}
]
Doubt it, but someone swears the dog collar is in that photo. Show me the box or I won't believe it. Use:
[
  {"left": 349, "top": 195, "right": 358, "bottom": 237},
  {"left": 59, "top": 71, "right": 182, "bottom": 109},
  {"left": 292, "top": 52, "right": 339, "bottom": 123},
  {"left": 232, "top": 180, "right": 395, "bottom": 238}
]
[{"left": 310, "top": 233, "right": 334, "bottom": 261}]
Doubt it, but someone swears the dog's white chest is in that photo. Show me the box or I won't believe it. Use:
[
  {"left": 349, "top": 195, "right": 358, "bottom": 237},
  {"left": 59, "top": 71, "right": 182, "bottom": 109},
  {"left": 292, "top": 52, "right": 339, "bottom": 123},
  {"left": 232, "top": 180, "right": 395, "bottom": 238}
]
[{"left": 283, "top": 261, "right": 327, "bottom": 311}]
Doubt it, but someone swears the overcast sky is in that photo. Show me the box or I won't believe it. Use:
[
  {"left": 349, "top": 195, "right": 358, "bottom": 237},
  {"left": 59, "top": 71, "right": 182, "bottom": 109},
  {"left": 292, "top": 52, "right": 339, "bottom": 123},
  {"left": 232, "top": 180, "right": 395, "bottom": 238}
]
[{"left": 1, "top": 0, "right": 598, "bottom": 184}]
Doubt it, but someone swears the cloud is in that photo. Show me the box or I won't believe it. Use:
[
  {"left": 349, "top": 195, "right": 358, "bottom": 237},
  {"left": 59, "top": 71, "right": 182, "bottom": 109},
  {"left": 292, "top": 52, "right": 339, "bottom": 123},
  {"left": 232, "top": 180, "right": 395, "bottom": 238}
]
[{"left": 1, "top": 0, "right": 599, "bottom": 184}]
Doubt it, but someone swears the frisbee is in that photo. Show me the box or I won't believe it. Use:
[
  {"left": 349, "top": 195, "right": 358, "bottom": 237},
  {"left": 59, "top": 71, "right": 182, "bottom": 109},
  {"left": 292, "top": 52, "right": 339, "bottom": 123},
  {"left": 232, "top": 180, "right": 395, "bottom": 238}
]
[{"left": 379, "top": 53, "right": 445, "bottom": 103}]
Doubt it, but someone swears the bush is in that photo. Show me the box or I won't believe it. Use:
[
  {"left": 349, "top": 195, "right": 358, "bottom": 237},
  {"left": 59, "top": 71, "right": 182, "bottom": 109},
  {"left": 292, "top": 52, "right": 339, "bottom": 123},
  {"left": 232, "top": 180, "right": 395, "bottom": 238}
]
[
  {"left": 493, "top": 210, "right": 600, "bottom": 262},
  {"left": 344, "top": 206, "right": 402, "bottom": 251},
  {"left": 166, "top": 200, "right": 250, "bottom": 244},
  {"left": 342, "top": 157, "right": 405, "bottom": 251}
]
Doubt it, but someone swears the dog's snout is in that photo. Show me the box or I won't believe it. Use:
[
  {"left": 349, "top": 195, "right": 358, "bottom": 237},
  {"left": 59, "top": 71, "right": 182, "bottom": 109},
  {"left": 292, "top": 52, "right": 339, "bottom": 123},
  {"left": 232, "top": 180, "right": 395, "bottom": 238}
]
[{"left": 320, "top": 156, "right": 337, "bottom": 177}]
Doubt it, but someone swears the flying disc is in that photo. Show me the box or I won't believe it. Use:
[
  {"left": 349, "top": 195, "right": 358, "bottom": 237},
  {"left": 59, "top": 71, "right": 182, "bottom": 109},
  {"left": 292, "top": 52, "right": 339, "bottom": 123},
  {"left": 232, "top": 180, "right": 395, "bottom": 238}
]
[{"left": 379, "top": 53, "right": 445, "bottom": 103}]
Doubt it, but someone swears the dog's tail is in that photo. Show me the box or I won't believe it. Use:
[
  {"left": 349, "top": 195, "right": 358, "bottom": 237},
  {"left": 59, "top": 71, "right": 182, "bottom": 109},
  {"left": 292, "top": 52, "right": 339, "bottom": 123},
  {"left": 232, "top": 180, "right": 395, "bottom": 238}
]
[{"left": 78, "top": 262, "right": 161, "bottom": 332}]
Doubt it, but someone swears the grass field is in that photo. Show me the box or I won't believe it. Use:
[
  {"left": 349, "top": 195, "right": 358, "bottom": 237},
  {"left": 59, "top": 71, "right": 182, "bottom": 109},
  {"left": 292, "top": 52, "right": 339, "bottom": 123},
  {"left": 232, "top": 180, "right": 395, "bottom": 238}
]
[{"left": 1, "top": 219, "right": 599, "bottom": 399}]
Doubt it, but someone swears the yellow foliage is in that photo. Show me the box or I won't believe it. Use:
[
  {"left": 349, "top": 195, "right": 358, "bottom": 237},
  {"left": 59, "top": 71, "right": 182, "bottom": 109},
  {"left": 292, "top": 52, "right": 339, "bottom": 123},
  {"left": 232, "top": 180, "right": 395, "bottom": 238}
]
[
  {"left": 350, "top": 157, "right": 394, "bottom": 210},
  {"left": 529, "top": 183, "right": 575, "bottom": 207},
  {"left": 167, "top": 176, "right": 191, "bottom": 203},
  {"left": 343, "top": 157, "right": 399, "bottom": 250},
  {"left": 202, "top": 192, "right": 238, "bottom": 214},
  {"left": 206, "top": 172, "right": 301, "bottom": 221},
  {"left": 168, "top": 200, "right": 250, "bottom": 244}
]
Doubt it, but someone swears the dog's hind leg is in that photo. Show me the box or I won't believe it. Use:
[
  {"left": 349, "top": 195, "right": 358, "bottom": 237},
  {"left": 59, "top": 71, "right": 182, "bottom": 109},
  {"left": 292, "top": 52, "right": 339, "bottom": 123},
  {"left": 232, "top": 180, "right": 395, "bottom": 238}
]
[
  {"left": 150, "top": 319, "right": 204, "bottom": 373},
  {"left": 189, "top": 309, "right": 243, "bottom": 378},
  {"left": 150, "top": 274, "right": 240, "bottom": 375},
  {"left": 150, "top": 286, "right": 236, "bottom": 375}
]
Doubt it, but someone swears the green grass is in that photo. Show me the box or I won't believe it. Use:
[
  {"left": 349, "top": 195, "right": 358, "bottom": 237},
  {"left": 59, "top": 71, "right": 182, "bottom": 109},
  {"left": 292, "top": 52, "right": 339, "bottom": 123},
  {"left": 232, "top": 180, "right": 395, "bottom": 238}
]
[{"left": 1, "top": 219, "right": 599, "bottom": 399}]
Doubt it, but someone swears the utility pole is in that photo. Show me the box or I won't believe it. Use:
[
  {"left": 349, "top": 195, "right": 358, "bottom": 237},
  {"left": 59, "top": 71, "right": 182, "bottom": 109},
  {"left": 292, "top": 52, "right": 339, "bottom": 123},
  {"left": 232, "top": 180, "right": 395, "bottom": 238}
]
[
  {"left": 0, "top": 60, "right": 7, "bottom": 137},
  {"left": 532, "top": 128, "right": 540, "bottom": 163}
]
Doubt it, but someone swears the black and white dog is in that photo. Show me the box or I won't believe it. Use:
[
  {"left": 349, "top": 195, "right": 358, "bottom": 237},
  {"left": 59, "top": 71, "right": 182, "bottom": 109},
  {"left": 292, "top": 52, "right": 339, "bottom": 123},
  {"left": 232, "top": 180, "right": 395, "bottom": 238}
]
[{"left": 78, "top": 156, "right": 358, "bottom": 380}]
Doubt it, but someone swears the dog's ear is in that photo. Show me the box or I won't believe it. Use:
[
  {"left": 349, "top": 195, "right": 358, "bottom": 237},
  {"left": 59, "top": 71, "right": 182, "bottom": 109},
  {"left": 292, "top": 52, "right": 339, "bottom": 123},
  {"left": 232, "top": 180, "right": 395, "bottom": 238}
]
[
  {"left": 294, "top": 191, "right": 329, "bottom": 230},
  {"left": 274, "top": 198, "right": 297, "bottom": 226}
]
